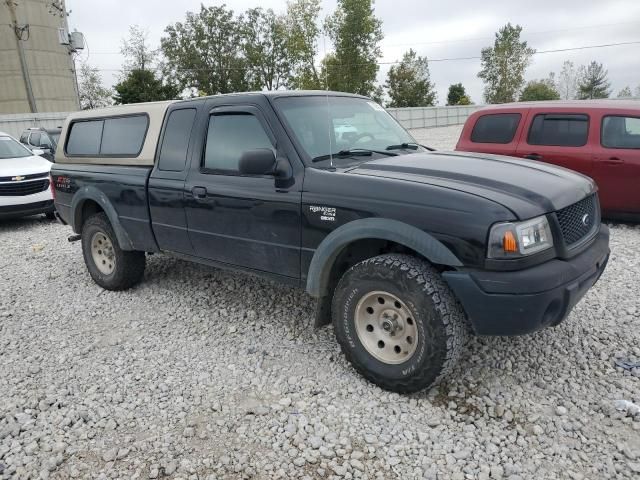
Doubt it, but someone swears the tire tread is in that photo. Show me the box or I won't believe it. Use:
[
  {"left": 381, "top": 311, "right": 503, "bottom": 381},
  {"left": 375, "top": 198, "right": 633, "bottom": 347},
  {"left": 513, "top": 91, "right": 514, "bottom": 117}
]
[{"left": 333, "top": 253, "right": 469, "bottom": 393}]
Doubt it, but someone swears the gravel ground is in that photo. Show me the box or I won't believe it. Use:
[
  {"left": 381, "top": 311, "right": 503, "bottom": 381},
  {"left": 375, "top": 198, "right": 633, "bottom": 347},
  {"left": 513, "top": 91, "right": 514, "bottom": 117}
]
[{"left": 1, "top": 126, "right": 639, "bottom": 480}]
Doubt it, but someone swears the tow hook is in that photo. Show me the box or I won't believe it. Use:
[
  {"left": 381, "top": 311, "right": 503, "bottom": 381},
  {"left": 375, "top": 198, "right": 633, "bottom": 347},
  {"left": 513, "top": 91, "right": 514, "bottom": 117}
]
[{"left": 68, "top": 234, "right": 81, "bottom": 243}]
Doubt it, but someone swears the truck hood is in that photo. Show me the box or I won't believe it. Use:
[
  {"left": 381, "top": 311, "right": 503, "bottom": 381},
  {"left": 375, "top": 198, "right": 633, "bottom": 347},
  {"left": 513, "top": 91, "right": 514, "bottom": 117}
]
[
  {"left": 350, "top": 151, "right": 596, "bottom": 219},
  {"left": 0, "top": 155, "right": 52, "bottom": 178}
]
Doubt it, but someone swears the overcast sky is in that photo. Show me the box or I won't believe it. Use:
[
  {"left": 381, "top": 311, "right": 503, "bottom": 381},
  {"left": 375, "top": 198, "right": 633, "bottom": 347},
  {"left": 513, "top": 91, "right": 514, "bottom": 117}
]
[{"left": 66, "top": 0, "right": 640, "bottom": 104}]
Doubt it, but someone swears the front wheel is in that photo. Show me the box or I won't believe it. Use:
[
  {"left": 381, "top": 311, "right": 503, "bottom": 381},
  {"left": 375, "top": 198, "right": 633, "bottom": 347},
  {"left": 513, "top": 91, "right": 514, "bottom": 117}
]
[
  {"left": 332, "top": 254, "right": 468, "bottom": 393},
  {"left": 81, "top": 213, "right": 145, "bottom": 290}
]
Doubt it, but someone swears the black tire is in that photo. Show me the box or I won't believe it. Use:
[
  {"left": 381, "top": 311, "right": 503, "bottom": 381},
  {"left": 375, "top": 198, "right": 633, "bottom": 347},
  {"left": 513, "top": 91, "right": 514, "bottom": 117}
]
[
  {"left": 332, "top": 253, "right": 468, "bottom": 393},
  {"left": 45, "top": 211, "right": 56, "bottom": 220},
  {"left": 81, "top": 212, "right": 145, "bottom": 290}
]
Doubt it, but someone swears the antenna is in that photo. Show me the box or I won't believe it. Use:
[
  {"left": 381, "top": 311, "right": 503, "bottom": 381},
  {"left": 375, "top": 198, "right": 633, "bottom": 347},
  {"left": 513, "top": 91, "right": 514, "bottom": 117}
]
[{"left": 323, "top": 34, "right": 333, "bottom": 168}]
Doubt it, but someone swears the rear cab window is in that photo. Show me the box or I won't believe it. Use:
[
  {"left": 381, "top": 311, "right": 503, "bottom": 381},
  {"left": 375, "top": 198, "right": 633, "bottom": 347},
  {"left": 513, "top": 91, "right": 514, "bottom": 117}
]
[
  {"left": 158, "top": 108, "right": 197, "bottom": 171},
  {"left": 527, "top": 114, "right": 589, "bottom": 147},
  {"left": 471, "top": 113, "right": 522, "bottom": 144},
  {"left": 601, "top": 115, "right": 640, "bottom": 149},
  {"left": 65, "top": 114, "right": 149, "bottom": 157}
]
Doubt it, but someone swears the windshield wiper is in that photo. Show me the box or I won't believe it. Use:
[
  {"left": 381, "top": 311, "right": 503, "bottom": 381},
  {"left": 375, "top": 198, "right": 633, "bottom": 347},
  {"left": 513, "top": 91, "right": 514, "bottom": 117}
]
[
  {"left": 386, "top": 142, "right": 436, "bottom": 152},
  {"left": 312, "top": 148, "right": 398, "bottom": 163}
]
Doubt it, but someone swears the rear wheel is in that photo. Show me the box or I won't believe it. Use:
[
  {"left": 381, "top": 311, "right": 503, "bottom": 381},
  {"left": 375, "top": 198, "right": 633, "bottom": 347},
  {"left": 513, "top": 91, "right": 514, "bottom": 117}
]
[
  {"left": 81, "top": 213, "right": 145, "bottom": 290},
  {"left": 332, "top": 254, "right": 468, "bottom": 393}
]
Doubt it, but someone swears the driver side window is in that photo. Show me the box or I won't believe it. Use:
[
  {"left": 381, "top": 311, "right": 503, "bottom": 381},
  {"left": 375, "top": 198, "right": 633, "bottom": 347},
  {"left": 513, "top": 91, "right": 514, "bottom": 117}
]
[{"left": 202, "top": 113, "right": 274, "bottom": 174}]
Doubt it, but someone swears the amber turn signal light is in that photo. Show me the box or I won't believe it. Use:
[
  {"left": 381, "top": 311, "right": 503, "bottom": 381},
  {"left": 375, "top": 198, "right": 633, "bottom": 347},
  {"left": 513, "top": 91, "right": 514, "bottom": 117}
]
[{"left": 503, "top": 231, "right": 518, "bottom": 253}]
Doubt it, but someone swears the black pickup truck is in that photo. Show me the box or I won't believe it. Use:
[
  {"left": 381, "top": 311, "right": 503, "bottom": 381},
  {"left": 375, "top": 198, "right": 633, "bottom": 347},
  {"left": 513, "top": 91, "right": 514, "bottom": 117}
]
[{"left": 51, "top": 91, "right": 610, "bottom": 393}]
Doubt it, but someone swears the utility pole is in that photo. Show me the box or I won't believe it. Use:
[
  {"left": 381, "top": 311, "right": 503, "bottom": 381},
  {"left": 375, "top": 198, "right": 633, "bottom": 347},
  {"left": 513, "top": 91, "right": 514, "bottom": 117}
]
[{"left": 6, "top": 0, "right": 37, "bottom": 113}]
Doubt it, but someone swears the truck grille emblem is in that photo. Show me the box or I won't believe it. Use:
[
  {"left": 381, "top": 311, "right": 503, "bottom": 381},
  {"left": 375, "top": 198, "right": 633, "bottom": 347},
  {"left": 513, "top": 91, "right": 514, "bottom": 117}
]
[
  {"left": 581, "top": 213, "right": 590, "bottom": 226},
  {"left": 12, "top": 175, "right": 25, "bottom": 181}
]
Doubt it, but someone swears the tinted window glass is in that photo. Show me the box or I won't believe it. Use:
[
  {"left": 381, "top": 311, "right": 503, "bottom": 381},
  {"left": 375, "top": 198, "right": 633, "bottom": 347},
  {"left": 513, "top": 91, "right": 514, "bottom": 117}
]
[
  {"left": 158, "top": 109, "right": 197, "bottom": 171},
  {"left": 66, "top": 120, "right": 103, "bottom": 155},
  {"left": 100, "top": 115, "right": 148, "bottom": 155},
  {"left": 602, "top": 115, "right": 640, "bottom": 149},
  {"left": 471, "top": 114, "right": 521, "bottom": 144},
  {"left": 528, "top": 114, "right": 588, "bottom": 147},
  {"left": 29, "top": 132, "right": 41, "bottom": 146},
  {"left": 39, "top": 134, "right": 52, "bottom": 148},
  {"left": 203, "top": 114, "right": 273, "bottom": 172}
]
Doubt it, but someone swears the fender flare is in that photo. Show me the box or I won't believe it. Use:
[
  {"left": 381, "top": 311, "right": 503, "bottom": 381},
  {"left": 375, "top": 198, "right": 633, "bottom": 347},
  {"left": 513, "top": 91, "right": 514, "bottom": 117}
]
[
  {"left": 305, "top": 218, "right": 463, "bottom": 298},
  {"left": 71, "top": 186, "right": 135, "bottom": 250}
]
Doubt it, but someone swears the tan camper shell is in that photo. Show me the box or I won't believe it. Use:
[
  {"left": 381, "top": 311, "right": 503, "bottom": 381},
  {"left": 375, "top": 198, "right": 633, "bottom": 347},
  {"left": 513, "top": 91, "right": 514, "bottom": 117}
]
[{"left": 55, "top": 101, "right": 174, "bottom": 166}]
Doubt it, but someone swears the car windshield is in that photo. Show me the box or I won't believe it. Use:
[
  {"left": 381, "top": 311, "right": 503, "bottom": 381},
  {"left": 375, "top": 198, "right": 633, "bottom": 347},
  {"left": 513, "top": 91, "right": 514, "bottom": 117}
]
[
  {"left": 49, "top": 132, "right": 60, "bottom": 146},
  {"left": 275, "top": 96, "right": 419, "bottom": 165},
  {"left": 0, "top": 136, "right": 33, "bottom": 159}
]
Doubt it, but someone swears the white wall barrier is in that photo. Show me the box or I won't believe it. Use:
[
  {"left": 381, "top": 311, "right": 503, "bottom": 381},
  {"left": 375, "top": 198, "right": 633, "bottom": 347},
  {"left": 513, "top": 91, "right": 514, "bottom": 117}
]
[
  {"left": 386, "top": 105, "right": 483, "bottom": 130},
  {"left": 0, "top": 112, "right": 70, "bottom": 139},
  {"left": 0, "top": 105, "right": 484, "bottom": 140}
]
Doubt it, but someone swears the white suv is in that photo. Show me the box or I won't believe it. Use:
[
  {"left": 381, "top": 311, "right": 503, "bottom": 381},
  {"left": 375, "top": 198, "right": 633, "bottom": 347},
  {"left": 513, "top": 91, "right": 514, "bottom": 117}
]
[{"left": 0, "top": 132, "right": 55, "bottom": 220}]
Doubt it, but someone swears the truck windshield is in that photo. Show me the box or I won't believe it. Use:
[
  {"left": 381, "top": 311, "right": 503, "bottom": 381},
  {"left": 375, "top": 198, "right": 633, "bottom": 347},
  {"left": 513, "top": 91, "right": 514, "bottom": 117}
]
[
  {"left": 275, "top": 96, "right": 419, "bottom": 165},
  {"left": 0, "top": 136, "right": 32, "bottom": 159}
]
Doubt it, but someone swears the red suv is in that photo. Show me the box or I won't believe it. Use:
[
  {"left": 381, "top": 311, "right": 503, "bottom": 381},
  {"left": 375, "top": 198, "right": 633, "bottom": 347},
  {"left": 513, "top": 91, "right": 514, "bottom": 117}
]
[{"left": 456, "top": 100, "right": 640, "bottom": 220}]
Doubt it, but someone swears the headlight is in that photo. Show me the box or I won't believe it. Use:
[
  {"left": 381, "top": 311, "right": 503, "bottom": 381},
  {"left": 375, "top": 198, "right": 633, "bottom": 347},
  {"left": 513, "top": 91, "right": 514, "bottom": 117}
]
[{"left": 487, "top": 215, "right": 553, "bottom": 258}]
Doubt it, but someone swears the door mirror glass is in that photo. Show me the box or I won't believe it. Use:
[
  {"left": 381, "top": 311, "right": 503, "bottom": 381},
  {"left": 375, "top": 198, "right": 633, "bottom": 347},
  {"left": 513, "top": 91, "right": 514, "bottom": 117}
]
[{"left": 238, "top": 149, "right": 276, "bottom": 175}]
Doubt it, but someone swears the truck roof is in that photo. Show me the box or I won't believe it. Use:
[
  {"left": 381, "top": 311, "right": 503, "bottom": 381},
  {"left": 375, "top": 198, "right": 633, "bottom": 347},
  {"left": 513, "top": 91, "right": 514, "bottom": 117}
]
[{"left": 55, "top": 91, "right": 371, "bottom": 166}]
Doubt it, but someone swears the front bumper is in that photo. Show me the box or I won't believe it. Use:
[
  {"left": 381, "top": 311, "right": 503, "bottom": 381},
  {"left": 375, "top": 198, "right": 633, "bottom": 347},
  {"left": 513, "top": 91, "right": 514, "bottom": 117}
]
[
  {"left": 0, "top": 200, "right": 54, "bottom": 219},
  {"left": 443, "top": 225, "right": 610, "bottom": 335}
]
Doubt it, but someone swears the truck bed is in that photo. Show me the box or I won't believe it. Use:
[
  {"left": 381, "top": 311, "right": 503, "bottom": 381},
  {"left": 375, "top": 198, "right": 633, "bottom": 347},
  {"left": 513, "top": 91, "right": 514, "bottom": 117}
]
[{"left": 52, "top": 164, "right": 158, "bottom": 252}]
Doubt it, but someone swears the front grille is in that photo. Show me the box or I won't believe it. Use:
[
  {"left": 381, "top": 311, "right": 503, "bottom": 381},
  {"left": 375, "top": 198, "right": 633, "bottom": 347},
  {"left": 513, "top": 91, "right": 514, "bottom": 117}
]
[
  {"left": 0, "top": 179, "right": 50, "bottom": 197},
  {"left": 0, "top": 172, "right": 48, "bottom": 182},
  {"left": 556, "top": 194, "right": 598, "bottom": 247}
]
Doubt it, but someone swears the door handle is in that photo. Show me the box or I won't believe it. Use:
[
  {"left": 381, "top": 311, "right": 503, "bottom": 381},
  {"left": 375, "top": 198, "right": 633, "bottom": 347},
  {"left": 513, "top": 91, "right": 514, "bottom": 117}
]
[
  {"left": 603, "top": 156, "right": 623, "bottom": 165},
  {"left": 192, "top": 186, "right": 207, "bottom": 199},
  {"left": 524, "top": 153, "right": 542, "bottom": 160}
]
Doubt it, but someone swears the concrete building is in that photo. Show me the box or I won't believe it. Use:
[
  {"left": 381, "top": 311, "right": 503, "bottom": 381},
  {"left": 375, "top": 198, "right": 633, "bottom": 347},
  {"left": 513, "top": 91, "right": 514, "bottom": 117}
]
[{"left": 0, "top": 0, "right": 80, "bottom": 113}]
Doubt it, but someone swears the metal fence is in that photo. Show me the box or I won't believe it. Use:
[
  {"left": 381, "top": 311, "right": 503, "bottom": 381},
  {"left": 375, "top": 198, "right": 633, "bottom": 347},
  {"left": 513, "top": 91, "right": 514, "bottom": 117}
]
[
  {"left": 0, "top": 112, "right": 70, "bottom": 139},
  {"left": 387, "top": 105, "right": 483, "bottom": 130}
]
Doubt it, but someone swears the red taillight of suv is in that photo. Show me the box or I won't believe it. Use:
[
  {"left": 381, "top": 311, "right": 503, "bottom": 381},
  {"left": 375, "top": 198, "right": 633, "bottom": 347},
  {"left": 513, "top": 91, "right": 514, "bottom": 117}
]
[{"left": 50, "top": 174, "right": 56, "bottom": 200}]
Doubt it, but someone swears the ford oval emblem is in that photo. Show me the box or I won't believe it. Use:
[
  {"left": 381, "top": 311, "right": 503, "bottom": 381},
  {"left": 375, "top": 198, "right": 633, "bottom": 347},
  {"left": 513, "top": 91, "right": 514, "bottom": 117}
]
[{"left": 581, "top": 213, "right": 590, "bottom": 226}]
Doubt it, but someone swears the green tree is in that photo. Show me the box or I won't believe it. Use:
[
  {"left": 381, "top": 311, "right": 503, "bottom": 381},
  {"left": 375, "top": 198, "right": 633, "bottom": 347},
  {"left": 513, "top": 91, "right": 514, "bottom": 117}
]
[
  {"left": 78, "top": 62, "right": 112, "bottom": 110},
  {"left": 385, "top": 49, "right": 436, "bottom": 107},
  {"left": 161, "top": 5, "right": 250, "bottom": 95},
  {"left": 447, "top": 83, "right": 472, "bottom": 105},
  {"left": 242, "top": 8, "right": 291, "bottom": 90},
  {"left": 324, "top": 0, "right": 383, "bottom": 96},
  {"left": 121, "top": 25, "right": 158, "bottom": 71},
  {"left": 478, "top": 23, "right": 535, "bottom": 104},
  {"left": 577, "top": 61, "right": 611, "bottom": 99},
  {"left": 617, "top": 86, "right": 633, "bottom": 98},
  {"left": 113, "top": 69, "right": 178, "bottom": 104},
  {"left": 286, "top": 0, "right": 323, "bottom": 89},
  {"left": 519, "top": 79, "right": 560, "bottom": 101}
]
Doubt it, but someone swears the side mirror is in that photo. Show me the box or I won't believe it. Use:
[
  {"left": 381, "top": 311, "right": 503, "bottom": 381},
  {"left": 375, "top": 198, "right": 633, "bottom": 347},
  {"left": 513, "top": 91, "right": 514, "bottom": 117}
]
[
  {"left": 32, "top": 149, "right": 45, "bottom": 156},
  {"left": 238, "top": 149, "right": 276, "bottom": 175}
]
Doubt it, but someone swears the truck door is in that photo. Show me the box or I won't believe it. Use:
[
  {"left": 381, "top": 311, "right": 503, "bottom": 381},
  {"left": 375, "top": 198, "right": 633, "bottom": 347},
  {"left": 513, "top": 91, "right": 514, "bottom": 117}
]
[
  {"left": 183, "top": 100, "right": 303, "bottom": 279},
  {"left": 515, "top": 112, "right": 594, "bottom": 177},
  {"left": 149, "top": 107, "right": 198, "bottom": 254},
  {"left": 592, "top": 113, "right": 640, "bottom": 215}
]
